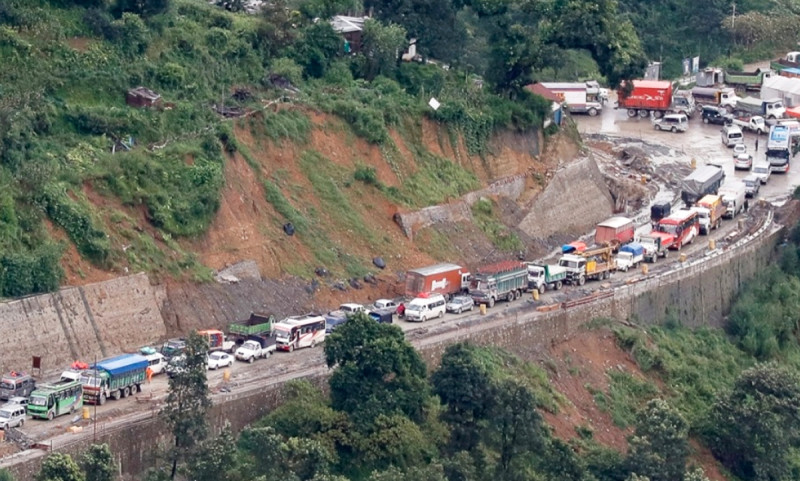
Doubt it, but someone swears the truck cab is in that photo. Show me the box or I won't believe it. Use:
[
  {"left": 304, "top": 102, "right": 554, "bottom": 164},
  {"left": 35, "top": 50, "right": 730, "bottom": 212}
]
[
  {"left": 558, "top": 255, "right": 587, "bottom": 286},
  {"left": 639, "top": 233, "right": 673, "bottom": 263}
]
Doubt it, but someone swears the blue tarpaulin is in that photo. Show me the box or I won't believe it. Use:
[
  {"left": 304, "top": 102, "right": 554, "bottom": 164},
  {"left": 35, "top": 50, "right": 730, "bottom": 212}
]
[{"left": 93, "top": 354, "right": 148, "bottom": 376}]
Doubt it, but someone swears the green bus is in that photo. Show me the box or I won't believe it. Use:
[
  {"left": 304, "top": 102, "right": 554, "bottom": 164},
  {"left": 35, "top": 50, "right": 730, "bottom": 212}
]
[{"left": 27, "top": 380, "right": 83, "bottom": 420}]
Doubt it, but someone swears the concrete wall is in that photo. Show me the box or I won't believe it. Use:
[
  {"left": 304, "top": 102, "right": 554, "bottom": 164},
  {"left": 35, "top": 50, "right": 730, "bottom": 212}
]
[
  {"left": 0, "top": 273, "right": 166, "bottom": 375},
  {"left": 517, "top": 156, "right": 615, "bottom": 240},
  {"left": 0, "top": 215, "right": 783, "bottom": 481}
]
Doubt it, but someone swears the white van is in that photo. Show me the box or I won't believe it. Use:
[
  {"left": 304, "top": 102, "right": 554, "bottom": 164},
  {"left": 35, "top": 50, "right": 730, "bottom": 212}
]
[
  {"left": 144, "top": 352, "right": 167, "bottom": 375},
  {"left": 721, "top": 125, "right": 744, "bottom": 147},
  {"left": 404, "top": 294, "right": 447, "bottom": 322},
  {"left": 0, "top": 404, "right": 26, "bottom": 430}
]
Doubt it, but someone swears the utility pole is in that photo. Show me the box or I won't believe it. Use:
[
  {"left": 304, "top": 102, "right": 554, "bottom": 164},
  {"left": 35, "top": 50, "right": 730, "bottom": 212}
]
[{"left": 732, "top": 3, "right": 736, "bottom": 29}]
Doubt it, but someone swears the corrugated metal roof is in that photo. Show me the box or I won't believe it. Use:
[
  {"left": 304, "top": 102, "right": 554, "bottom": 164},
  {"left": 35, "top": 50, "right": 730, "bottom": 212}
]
[
  {"left": 330, "top": 15, "right": 368, "bottom": 33},
  {"left": 763, "top": 75, "right": 800, "bottom": 96},
  {"left": 631, "top": 80, "right": 672, "bottom": 89}
]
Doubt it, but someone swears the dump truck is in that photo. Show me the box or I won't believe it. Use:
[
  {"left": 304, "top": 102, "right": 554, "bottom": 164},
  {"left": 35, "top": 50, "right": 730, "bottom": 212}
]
[
  {"left": 771, "top": 52, "right": 800, "bottom": 72},
  {"left": 468, "top": 261, "right": 528, "bottom": 308},
  {"left": 724, "top": 69, "right": 773, "bottom": 91},
  {"left": 680, "top": 165, "right": 725, "bottom": 206},
  {"left": 404, "top": 263, "right": 471, "bottom": 299},
  {"left": 617, "top": 80, "right": 695, "bottom": 118},
  {"left": 735, "top": 97, "right": 785, "bottom": 120},
  {"left": 594, "top": 216, "right": 635, "bottom": 250},
  {"left": 558, "top": 246, "right": 616, "bottom": 285},
  {"left": 80, "top": 354, "right": 149, "bottom": 405},
  {"left": 526, "top": 263, "right": 567, "bottom": 294},
  {"left": 228, "top": 312, "right": 274, "bottom": 342}
]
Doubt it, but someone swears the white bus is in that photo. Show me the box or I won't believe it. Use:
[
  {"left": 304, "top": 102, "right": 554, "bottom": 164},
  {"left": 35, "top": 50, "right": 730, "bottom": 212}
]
[{"left": 274, "top": 315, "right": 326, "bottom": 352}]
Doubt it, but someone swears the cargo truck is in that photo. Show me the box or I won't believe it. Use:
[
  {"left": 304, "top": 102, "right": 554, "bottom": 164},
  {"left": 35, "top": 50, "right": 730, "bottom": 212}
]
[
  {"left": 197, "top": 329, "right": 235, "bottom": 353},
  {"left": 767, "top": 124, "right": 792, "bottom": 173},
  {"left": 731, "top": 115, "right": 767, "bottom": 134},
  {"left": 526, "top": 263, "right": 567, "bottom": 294},
  {"left": 404, "top": 263, "right": 471, "bottom": 299},
  {"left": 594, "top": 216, "right": 635, "bottom": 250},
  {"left": 639, "top": 233, "right": 672, "bottom": 263},
  {"left": 770, "top": 52, "right": 800, "bottom": 72},
  {"left": 540, "top": 81, "right": 603, "bottom": 116},
  {"left": 468, "top": 261, "right": 528, "bottom": 308},
  {"left": 615, "top": 243, "right": 644, "bottom": 272},
  {"left": 693, "top": 194, "right": 725, "bottom": 234},
  {"left": 617, "top": 80, "right": 695, "bottom": 118},
  {"left": 691, "top": 86, "right": 739, "bottom": 110},
  {"left": 559, "top": 246, "right": 616, "bottom": 286},
  {"left": 228, "top": 313, "right": 274, "bottom": 343},
  {"left": 718, "top": 182, "right": 747, "bottom": 218},
  {"left": 735, "top": 97, "right": 785, "bottom": 120},
  {"left": 80, "top": 354, "right": 148, "bottom": 405},
  {"left": 724, "top": 69, "right": 774, "bottom": 91},
  {"left": 680, "top": 165, "right": 725, "bottom": 206}
]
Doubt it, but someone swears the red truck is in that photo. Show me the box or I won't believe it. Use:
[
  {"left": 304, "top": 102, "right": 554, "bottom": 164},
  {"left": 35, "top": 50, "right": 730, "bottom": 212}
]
[
  {"left": 404, "top": 263, "right": 471, "bottom": 299},
  {"left": 617, "top": 80, "right": 696, "bottom": 119},
  {"left": 594, "top": 216, "right": 635, "bottom": 250}
]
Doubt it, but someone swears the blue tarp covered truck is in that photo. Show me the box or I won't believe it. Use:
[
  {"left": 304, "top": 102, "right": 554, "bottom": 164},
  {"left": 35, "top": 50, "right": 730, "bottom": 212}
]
[
  {"left": 80, "top": 354, "right": 148, "bottom": 405},
  {"left": 616, "top": 243, "right": 645, "bottom": 271}
]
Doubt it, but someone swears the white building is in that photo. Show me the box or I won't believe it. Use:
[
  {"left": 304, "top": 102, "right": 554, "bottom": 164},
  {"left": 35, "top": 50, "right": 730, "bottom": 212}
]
[{"left": 761, "top": 76, "right": 800, "bottom": 107}]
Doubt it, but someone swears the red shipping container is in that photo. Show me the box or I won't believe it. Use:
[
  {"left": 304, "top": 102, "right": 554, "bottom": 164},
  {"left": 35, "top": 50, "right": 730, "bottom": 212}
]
[{"left": 617, "top": 80, "right": 673, "bottom": 111}]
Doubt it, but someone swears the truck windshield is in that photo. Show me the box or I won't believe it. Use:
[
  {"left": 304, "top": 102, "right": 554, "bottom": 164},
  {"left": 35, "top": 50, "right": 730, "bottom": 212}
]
[
  {"left": 529, "top": 270, "right": 541, "bottom": 278},
  {"left": 558, "top": 259, "right": 580, "bottom": 268},
  {"left": 80, "top": 375, "right": 100, "bottom": 387}
]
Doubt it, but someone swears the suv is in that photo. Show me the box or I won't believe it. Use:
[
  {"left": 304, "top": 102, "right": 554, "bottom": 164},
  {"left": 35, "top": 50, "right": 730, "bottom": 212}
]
[
  {"left": 752, "top": 161, "right": 771, "bottom": 184},
  {"left": 702, "top": 106, "right": 733, "bottom": 125},
  {"left": 743, "top": 175, "right": 760, "bottom": 198},
  {"left": 0, "top": 405, "right": 26, "bottom": 430},
  {"left": 654, "top": 114, "right": 688, "bottom": 132}
]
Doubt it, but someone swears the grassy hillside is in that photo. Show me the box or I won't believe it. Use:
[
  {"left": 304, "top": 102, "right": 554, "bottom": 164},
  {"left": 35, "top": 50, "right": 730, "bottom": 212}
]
[{"left": 0, "top": 0, "right": 553, "bottom": 297}]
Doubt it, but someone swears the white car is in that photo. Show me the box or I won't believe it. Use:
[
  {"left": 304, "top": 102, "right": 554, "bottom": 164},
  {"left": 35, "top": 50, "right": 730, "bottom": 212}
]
[
  {"left": 2, "top": 397, "right": 27, "bottom": 408},
  {"left": 732, "top": 144, "right": 747, "bottom": 156},
  {"left": 752, "top": 161, "right": 771, "bottom": 184},
  {"left": 734, "top": 153, "right": 753, "bottom": 170},
  {"left": 446, "top": 296, "right": 475, "bottom": 314},
  {"left": 207, "top": 352, "right": 233, "bottom": 370}
]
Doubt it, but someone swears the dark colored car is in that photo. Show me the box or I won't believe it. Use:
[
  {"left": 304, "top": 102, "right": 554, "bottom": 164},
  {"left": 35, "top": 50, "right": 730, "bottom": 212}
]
[{"left": 701, "top": 106, "right": 733, "bottom": 126}]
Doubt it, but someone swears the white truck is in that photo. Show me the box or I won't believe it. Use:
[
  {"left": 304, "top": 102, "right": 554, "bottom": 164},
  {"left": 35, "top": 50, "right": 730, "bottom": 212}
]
[
  {"left": 234, "top": 339, "right": 275, "bottom": 363},
  {"left": 639, "top": 233, "right": 673, "bottom": 263},
  {"left": 731, "top": 115, "right": 767, "bottom": 134},
  {"left": 540, "top": 81, "right": 604, "bottom": 116},
  {"left": 735, "top": 97, "right": 785, "bottom": 120},
  {"left": 615, "top": 243, "right": 644, "bottom": 272},
  {"left": 718, "top": 182, "right": 747, "bottom": 218},
  {"left": 526, "top": 263, "right": 567, "bottom": 293}
]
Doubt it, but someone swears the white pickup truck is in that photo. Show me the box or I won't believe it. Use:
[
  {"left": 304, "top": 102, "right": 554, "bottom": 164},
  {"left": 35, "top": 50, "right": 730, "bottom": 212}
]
[
  {"left": 731, "top": 116, "right": 767, "bottom": 134},
  {"left": 234, "top": 340, "right": 275, "bottom": 363}
]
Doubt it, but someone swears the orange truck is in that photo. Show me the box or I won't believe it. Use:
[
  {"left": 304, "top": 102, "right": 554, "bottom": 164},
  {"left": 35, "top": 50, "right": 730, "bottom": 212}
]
[
  {"left": 404, "top": 263, "right": 471, "bottom": 299},
  {"left": 693, "top": 194, "right": 725, "bottom": 234},
  {"left": 197, "top": 329, "right": 235, "bottom": 353},
  {"left": 594, "top": 216, "right": 635, "bottom": 250}
]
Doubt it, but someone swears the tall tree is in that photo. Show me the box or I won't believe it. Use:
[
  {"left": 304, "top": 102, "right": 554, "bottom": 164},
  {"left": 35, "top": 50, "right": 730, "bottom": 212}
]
[
  {"left": 432, "top": 343, "right": 495, "bottom": 452},
  {"left": 325, "top": 314, "right": 430, "bottom": 426},
  {"left": 37, "top": 454, "right": 85, "bottom": 481},
  {"left": 162, "top": 331, "right": 211, "bottom": 479},
  {"left": 706, "top": 363, "right": 800, "bottom": 481},
  {"left": 487, "top": 379, "right": 544, "bottom": 476},
  {"left": 357, "top": 19, "right": 408, "bottom": 80},
  {"left": 81, "top": 444, "right": 116, "bottom": 481},
  {"left": 626, "top": 399, "right": 689, "bottom": 481},
  {"left": 0, "top": 469, "right": 13, "bottom": 481},
  {"left": 186, "top": 424, "right": 236, "bottom": 481}
]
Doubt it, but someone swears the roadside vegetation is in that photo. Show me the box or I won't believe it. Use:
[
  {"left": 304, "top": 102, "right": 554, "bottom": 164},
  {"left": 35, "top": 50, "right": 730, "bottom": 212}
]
[{"left": 0, "top": 0, "right": 648, "bottom": 297}]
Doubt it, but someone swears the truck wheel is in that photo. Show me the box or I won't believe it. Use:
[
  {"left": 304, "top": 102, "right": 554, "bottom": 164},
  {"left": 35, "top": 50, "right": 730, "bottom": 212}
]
[
  {"left": 123, "top": 387, "right": 131, "bottom": 398},
  {"left": 588, "top": 108, "right": 598, "bottom": 117},
  {"left": 289, "top": 344, "right": 294, "bottom": 353},
  {"left": 99, "top": 394, "right": 106, "bottom": 405},
  {"left": 578, "top": 276, "right": 586, "bottom": 286},
  {"left": 48, "top": 411, "right": 54, "bottom": 421},
  {"left": 638, "top": 109, "right": 649, "bottom": 118},
  {"left": 113, "top": 390, "right": 121, "bottom": 401},
  {"left": 515, "top": 290, "right": 522, "bottom": 300},
  {"left": 538, "top": 284, "right": 546, "bottom": 295},
  {"left": 555, "top": 281, "right": 563, "bottom": 290},
  {"left": 663, "top": 250, "right": 669, "bottom": 258},
  {"left": 488, "top": 298, "right": 495, "bottom": 308},
  {"left": 248, "top": 356, "right": 254, "bottom": 364},
  {"left": 627, "top": 109, "right": 637, "bottom": 118}
]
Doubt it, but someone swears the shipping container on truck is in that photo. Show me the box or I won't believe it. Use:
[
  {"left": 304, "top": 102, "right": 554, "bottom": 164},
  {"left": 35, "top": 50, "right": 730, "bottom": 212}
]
[
  {"left": 404, "top": 263, "right": 471, "bottom": 299},
  {"left": 468, "top": 261, "right": 528, "bottom": 308},
  {"left": 197, "top": 329, "right": 235, "bottom": 353},
  {"left": 617, "top": 80, "right": 673, "bottom": 118},
  {"left": 594, "top": 216, "right": 635, "bottom": 250}
]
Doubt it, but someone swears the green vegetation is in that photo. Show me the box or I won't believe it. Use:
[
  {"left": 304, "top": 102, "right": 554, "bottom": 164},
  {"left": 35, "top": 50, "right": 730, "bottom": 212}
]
[
  {"left": 0, "top": 0, "right": 648, "bottom": 296},
  {"left": 470, "top": 198, "right": 524, "bottom": 253}
]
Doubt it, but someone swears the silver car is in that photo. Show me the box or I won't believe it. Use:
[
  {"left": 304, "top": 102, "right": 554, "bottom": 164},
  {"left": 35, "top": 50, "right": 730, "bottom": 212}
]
[{"left": 446, "top": 296, "right": 474, "bottom": 314}]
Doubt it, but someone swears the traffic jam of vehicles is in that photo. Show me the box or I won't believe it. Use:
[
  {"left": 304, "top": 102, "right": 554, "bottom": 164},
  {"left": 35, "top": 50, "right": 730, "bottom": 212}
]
[{"left": 2, "top": 59, "right": 791, "bottom": 437}]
